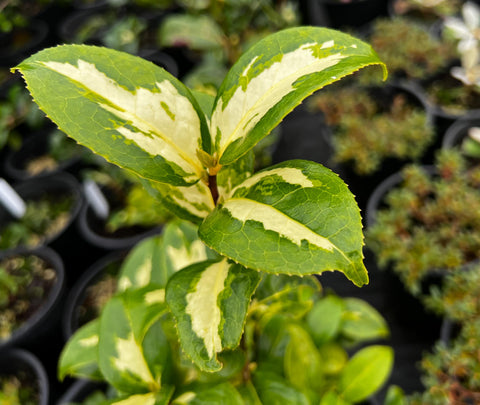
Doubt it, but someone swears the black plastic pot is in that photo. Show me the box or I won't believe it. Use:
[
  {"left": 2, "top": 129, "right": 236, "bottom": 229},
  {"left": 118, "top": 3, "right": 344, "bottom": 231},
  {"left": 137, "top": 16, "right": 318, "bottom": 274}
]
[
  {"left": 0, "top": 348, "right": 50, "bottom": 405},
  {"left": 56, "top": 379, "right": 108, "bottom": 405},
  {"left": 77, "top": 181, "right": 163, "bottom": 252},
  {"left": 442, "top": 115, "right": 480, "bottom": 151},
  {"left": 3, "top": 128, "right": 87, "bottom": 182},
  {"left": 0, "top": 246, "right": 66, "bottom": 352},
  {"left": 0, "top": 20, "right": 50, "bottom": 67},
  {"left": 62, "top": 250, "right": 127, "bottom": 340},
  {"left": 306, "top": 0, "right": 388, "bottom": 28}
]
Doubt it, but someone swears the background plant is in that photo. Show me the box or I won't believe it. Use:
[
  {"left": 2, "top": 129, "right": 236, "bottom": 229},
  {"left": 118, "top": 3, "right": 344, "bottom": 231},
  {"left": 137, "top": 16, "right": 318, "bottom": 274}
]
[
  {"left": 366, "top": 148, "right": 480, "bottom": 295},
  {"left": 308, "top": 83, "right": 434, "bottom": 175}
]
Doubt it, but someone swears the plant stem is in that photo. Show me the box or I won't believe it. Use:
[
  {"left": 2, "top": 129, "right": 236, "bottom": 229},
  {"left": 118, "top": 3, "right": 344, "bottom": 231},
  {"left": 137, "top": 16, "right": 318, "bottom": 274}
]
[{"left": 208, "top": 174, "right": 219, "bottom": 205}]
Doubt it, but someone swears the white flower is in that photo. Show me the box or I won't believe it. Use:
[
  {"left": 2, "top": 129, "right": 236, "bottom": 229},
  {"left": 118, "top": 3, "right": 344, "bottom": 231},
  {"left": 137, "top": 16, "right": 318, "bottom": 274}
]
[{"left": 444, "top": 1, "right": 480, "bottom": 53}]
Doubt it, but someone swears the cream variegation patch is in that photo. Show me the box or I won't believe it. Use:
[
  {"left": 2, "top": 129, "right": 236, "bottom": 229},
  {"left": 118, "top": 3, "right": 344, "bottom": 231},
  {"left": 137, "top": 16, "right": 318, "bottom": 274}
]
[
  {"left": 166, "top": 239, "right": 208, "bottom": 272},
  {"left": 113, "top": 332, "right": 156, "bottom": 387},
  {"left": 211, "top": 43, "right": 347, "bottom": 158},
  {"left": 42, "top": 59, "right": 203, "bottom": 181},
  {"left": 185, "top": 260, "right": 229, "bottom": 358},
  {"left": 111, "top": 393, "right": 156, "bottom": 405},
  {"left": 79, "top": 335, "right": 99, "bottom": 347},
  {"left": 228, "top": 167, "right": 314, "bottom": 198},
  {"left": 144, "top": 289, "right": 165, "bottom": 304},
  {"left": 223, "top": 198, "right": 338, "bottom": 252},
  {"left": 168, "top": 181, "right": 215, "bottom": 219}
]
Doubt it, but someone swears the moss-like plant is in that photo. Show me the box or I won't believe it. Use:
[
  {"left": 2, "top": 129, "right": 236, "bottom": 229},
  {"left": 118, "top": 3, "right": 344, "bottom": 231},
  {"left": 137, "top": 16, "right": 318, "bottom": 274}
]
[
  {"left": 308, "top": 84, "right": 434, "bottom": 175},
  {"left": 0, "top": 254, "right": 57, "bottom": 340},
  {"left": 391, "top": 0, "right": 462, "bottom": 22},
  {"left": 0, "top": 373, "right": 38, "bottom": 405},
  {"left": 366, "top": 148, "right": 480, "bottom": 295},
  {"left": 359, "top": 17, "right": 456, "bottom": 84},
  {"left": 409, "top": 320, "right": 480, "bottom": 405}
]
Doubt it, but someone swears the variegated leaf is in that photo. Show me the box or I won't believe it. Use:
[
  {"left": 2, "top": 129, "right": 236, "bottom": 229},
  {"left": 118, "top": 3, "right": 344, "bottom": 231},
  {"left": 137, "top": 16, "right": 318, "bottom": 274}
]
[
  {"left": 171, "top": 383, "right": 244, "bottom": 405},
  {"left": 58, "top": 319, "right": 102, "bottom": 381},
  {"left": 106, "top": 387, "right": 174, "bottom": 405},
  {"left": 165, "top": 258, "right": 261, "bottom": 371},
  {"left": 211, "top": 26, "right": 387, "bottom": 165},
  {"left": 199, "top": 160, "right": 368, "bottom": 287},
  {"left": 141, "top": 178, "right": 215, "bottom": 224},
  {"left": 98, "top": 286, "right": 171, "bottom": 393},
  {"left": 13, "top": 45, "right": 211, "bottom": 186},
  {"left": 117, "top": 220, "right": 215, "bottom": 292}
]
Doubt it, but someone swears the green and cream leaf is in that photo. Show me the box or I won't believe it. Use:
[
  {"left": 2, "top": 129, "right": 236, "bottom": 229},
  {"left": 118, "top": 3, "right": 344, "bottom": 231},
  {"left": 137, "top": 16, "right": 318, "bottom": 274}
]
[
  {"left": 58, "top": 319, "right": 102, "bottom": 381},
  {"left": 199, "top": 160, "right": 368, "bottom": 286},
  {"left": 211, "top": 26, "right": 387, "bottom": 165},
  {"left": 98, "top": 286, "right": 170, "bottom": 393},
  {"left": 13, "top": 45, "right": 211, "bottom": 186},
  {"left": 165, "top": 258, "right": 261, "bottom": 371}
]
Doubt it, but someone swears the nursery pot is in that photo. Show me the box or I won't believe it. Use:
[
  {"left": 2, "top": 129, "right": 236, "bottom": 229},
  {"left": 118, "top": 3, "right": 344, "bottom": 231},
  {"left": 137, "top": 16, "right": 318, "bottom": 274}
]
[
  {"left": 3, "top": 128, "right": 87, "bottom": 182},
  {"left": 0, "top": 348, "right": 49, "bottom": 405},
  {"left": 306, "top": 0, "right": 388, "bottom": 28},
  {"left": 77, "top": 181, "right": 163, "bottom": 251},
  {"left": 62, "top": 249, "right": 127, "bottom": 340},
  {"left": 442, "top": 115, "right": 480, "bottom": 151},
  {"left": 365, "top": 167, "right": 446, "bottom": 333},
  {"left": 0, "top": 246, "right": 66, "bottom": 352},
  {"left": 56, "top": 379, "right": 108, "bottom": 405}
]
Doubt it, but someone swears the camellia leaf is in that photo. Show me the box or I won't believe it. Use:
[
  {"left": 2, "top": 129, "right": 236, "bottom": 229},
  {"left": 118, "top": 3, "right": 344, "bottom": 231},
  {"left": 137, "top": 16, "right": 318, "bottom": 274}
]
[
  {"left": 338, "top": 345, "right": 394, "bottom": 403},
  {"left": 58, "top": 319, "right": 102, "bottom": 381},
  {"left": 199, "top": 160, "right": 369, "bottom": 286},
  {"left": 98, "top": 286, "right": 170, "bottom": 393},
  {"left": 117, "top": 220, "right": 214, "bottom": 292},
  {"left": 165, "top": 258, "right": 261, "bottom": 371},
  {"left": 211, "top": 26, "right": 387, "bottom": 165},
  {"left": 13, "top": 45, "right": 211, "bottom": 186}
]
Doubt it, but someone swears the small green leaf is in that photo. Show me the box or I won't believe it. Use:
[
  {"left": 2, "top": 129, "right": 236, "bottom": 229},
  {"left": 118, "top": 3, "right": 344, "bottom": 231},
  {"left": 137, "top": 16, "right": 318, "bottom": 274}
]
[
  {"left": 319, "top": 391, "right": 352, "bottom": 405},
  {"left": 306, "top": 295, "right": 345, "bottom": 345},
  {"left": 252, "top": 370, "right": 311, "bottom": 405},
  {"left": 341, "top": 298, "right": 389, "bottom": 342},
  {"left": 105, "top": 388, "right": 174, "bottom": 405},
  {"left": 339, "top": 345, "right": 394, "bottom": 403},
  {"left": 98, "top": 286, "right": 170, "bottom": 393},
  {"left": 165, "top": 259, "right": 261, "bottom": 371},
  {"left": 172, "top": 383, "right": 244, "bottom": 405},
  {"left": 211, "top": 26, "right": 387, "bottom": 165},
  {"left": 14, "top": 45, "right": 211, "bottom": 186},
  {"left": 284, "top": 324, "right": 324, "bottom": 391},
  {"left": 58, "top": 319, "right": 102, "bottom": 381},
  {"left": 199, "top": 160, "right": 368, "bottom": 286},
  {"left": 318, "top": 342, "right": 348, "bottom": 376},
  {"left": 237, "top": 381, "right": 263, "bottom": 405},
  {"left": 384, "top": 385, "right": 407, "bottom": 405}
]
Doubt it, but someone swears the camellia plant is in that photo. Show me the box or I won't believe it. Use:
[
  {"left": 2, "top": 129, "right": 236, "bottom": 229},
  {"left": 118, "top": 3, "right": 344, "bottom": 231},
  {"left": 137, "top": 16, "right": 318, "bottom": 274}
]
[{"left": 13, "top": 26, "right": 387, "bottom": 402}]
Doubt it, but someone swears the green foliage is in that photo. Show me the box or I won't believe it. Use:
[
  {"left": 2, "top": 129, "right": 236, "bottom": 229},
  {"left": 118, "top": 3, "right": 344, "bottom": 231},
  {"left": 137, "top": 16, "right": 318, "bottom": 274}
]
[
  {"left": 16, "top": 26, "right": 388, "bottom": 401},
  {"left": 366, "top": 148, "right": 480, "bottom": 295},
  {"left": 0, "top": 254, "right": 57, "bottom": 340},
  {"left": 0, "top": 373, "right": 38, "bottom": 405},
  {"left": 308, "top": 84, "right": 434, "bottom": 175},
  {"left": 59, "top": 228, "right": 394, "bottom": 403}
]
